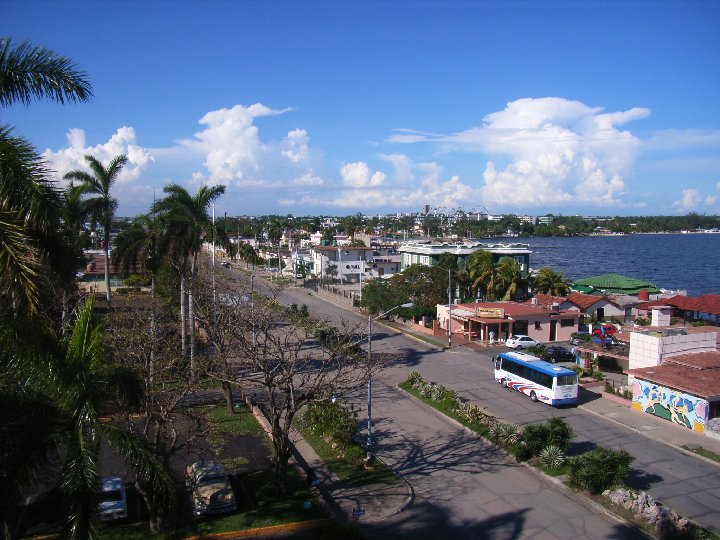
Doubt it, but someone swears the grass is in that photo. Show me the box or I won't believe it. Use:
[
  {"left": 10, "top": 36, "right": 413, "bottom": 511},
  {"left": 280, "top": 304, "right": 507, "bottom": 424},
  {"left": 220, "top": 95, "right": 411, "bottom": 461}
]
[
  {"left": 298, "top": 424, "right": 399, "bottom": 487},
  {"left": 398, "top": 380, "right": 491, "bottom": 437},
  {"left": 681, "top": 445, "right": 720, "bottom": 463}
]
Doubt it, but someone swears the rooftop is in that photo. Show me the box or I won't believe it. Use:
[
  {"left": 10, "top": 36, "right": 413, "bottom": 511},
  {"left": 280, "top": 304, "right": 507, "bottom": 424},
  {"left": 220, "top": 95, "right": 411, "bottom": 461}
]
[
  {"left": 629, "top": 352, "right": 720, "bottom": 399},
  {"left": 572, "top": 273, "right": 662, "bottom": 295}
]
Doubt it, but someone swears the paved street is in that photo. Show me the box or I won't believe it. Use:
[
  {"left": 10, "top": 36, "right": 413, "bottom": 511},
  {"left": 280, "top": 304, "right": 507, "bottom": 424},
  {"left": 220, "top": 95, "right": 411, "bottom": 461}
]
[{"left": 268, "top": 278, "right": 720, "bottom": 538}]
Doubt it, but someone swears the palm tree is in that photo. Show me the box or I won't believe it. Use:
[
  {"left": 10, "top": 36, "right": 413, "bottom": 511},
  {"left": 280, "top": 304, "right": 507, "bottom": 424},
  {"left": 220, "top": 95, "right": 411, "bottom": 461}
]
[
  {"left": 532, "top": 266, "right": 570, "bottom": 296},
  {"left": 494, "top": 257, "right": 526, "bottom": 301},
  {"left": 64, "top": 155, "right": 127, "bottom": 310},
  {"left": 3, "top": 296, "right": 175, "bottom": 538},
  {"left": 0, "top": 37, "right": 92, "bottom": 107},
  {"left": 153, "top": 184, "right": 225, "bottom": 381},
  {"left": 467, "top": 249, "right": 495, "bottom": 300}
]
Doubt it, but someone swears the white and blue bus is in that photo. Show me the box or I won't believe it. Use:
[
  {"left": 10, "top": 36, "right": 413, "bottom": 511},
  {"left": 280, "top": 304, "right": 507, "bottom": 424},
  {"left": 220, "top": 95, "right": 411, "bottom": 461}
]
[{"left": 493, "top": 351, "right": 578, "bottom": 406}]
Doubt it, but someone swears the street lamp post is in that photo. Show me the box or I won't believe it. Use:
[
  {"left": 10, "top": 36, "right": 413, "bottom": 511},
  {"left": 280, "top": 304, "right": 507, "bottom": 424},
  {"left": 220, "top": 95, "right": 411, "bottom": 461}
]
[{"left": 366, "top": 301, "right": 414, "bottom": 463}]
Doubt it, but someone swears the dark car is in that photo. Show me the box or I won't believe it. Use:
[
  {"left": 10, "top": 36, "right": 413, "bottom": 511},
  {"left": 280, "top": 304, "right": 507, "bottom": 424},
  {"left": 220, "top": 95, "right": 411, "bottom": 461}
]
[{"left": 543, "top": 346, "right": 575, "bottom": 363}]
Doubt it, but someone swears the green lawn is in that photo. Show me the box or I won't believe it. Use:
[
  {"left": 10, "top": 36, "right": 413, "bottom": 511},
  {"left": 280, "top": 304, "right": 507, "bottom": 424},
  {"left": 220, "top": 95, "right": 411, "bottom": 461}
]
[{"left": 298, "top": 424, "right": 399, "bottom": 486}]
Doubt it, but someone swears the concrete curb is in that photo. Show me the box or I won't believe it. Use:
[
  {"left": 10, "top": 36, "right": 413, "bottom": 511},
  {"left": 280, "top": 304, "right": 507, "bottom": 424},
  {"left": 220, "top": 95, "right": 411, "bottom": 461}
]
[
  {"left": 578, "top": 401, "right": 720, "bottom": 470},
  {"left": 396, "top": 384, "right": 659, "bottom": 539}
]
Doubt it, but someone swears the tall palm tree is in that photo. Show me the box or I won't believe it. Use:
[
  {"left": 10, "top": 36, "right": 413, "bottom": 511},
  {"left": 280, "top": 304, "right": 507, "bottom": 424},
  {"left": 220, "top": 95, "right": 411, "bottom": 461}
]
[
  {"left": 112, "top": 213, "right": 167, "bottom": 383},
  {"left": 152, "top": 184, "right": 225, "bottom": 381},
  {"left": 468, "top": 249, "right": 495, "bottom": 300},
  {"left": 64, "top": 155, "right": 127, "bottom": 310},
  {"left": 532, "top": 266, "right": 570, "bottom": 296}
]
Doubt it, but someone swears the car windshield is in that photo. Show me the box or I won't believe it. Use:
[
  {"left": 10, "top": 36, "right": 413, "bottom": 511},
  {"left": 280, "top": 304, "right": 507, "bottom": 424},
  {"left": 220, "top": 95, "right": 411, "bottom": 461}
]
[
  {"left": 99, "top": 489, "right": 122, "bottom": 503},
  {"left": 198, "top": 474, "right": 226, "bottom": 486}
]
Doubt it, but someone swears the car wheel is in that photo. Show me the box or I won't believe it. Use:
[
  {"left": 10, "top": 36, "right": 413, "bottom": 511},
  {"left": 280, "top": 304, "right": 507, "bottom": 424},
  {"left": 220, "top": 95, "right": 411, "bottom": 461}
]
[
  {"left": 516, "top": 345, "right": 523, "bottom": 350},
  {"left": 550, "top": 357, "right": 556, "bottom": 363},
  {"left": 530, "top": 391, "right": 538, "bottom": 402}
]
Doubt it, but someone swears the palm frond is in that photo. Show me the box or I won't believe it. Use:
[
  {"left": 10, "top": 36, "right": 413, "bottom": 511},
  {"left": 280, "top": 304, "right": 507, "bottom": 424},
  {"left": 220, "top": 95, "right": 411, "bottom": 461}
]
[{"left": 0, "top": 37, "right": 93, "bottom": 107}]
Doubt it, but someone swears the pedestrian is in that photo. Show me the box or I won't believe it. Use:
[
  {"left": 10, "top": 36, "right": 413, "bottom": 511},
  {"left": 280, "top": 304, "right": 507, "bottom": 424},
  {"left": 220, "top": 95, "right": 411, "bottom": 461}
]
[{"left": 489, "top": 330, "right": 495, "bottom": 344}]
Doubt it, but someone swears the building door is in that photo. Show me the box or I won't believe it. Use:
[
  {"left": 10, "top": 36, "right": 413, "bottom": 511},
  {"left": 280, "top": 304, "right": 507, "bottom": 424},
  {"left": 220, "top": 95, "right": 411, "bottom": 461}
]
[{"left": 550, "top": 320, "right": 557, "bottom": 341}]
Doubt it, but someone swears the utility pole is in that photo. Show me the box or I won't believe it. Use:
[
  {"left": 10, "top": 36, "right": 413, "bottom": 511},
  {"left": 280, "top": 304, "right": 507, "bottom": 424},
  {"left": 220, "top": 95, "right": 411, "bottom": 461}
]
[{"left": 448, "top": 268, "right": 452, "bottom": 348}]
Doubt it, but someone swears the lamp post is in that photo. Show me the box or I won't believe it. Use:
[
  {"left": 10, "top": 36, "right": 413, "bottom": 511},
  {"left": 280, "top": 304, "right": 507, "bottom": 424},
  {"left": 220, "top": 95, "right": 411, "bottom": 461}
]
[
  {"left": 447, "top": 269, "right": 452, "bottom": 347},
  {"left": 366, "top": 301, "right": 414, "bottom": 463}
]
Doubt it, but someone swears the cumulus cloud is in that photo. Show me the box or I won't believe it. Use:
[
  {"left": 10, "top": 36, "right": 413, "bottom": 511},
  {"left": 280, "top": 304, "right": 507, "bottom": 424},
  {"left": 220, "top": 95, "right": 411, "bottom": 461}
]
[
  {"left": 673, "top": 188, "right": 717, "bottom": 211},
  {"left": 340, "top": 161, "right": 386, "bottom": 187},
  {"left": 282, "top": 129, "right": 309, "bottom": 163},
  {"left": 290, "top": 155, "right": 478, "bottom": 211},
  {"left": 43, "top": 126, "right": 154, "bottom": 186},
  {"left": 389, "top": 97, "right": 650, "bottom": 209}
]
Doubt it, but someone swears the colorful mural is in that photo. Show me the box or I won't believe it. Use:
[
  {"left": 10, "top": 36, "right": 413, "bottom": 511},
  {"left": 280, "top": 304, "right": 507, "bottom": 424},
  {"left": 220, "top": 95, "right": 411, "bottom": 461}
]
[{"left": 632, "top": 379, "right": 708, "bottom": 432}]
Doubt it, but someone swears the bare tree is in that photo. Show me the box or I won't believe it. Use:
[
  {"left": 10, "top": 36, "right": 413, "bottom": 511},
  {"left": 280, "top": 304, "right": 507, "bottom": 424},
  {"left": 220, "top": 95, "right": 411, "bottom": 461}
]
[
  {"left": 229, "top": 286, "right": 375, "bottom": 495},
  {"left": 105, "top": 295, "right": 206, "bottom": 532}
]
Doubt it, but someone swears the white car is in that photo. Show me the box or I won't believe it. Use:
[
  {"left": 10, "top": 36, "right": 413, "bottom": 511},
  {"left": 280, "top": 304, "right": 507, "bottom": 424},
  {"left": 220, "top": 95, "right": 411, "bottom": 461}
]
[
  {"left": 506, "top": 335, "right": 539, "bottom": 350},
  {"left": 98, "top": 477, "right": 128, "bottom": 522}
]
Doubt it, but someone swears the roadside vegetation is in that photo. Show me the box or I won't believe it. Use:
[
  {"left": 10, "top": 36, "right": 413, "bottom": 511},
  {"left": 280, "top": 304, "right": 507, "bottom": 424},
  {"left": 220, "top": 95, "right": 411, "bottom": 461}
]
[{"left": 400, "top": 371, "right": 717, "bottom": 540}]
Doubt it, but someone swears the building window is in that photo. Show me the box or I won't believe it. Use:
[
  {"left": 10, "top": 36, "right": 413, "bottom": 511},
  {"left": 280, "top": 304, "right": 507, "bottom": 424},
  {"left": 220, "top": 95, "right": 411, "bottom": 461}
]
[
  {"left": 534, "top": 321, "right": 541, "bottom": 330},
  {"left": 560, "top": 319, "right": 575, "bottom": 327}
]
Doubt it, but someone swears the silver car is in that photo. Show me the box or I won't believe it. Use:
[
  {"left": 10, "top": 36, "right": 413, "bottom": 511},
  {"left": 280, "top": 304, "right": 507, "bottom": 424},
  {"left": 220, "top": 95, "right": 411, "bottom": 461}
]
[{"left": 186, "top": 460, "right": 236, "bottom": 517}]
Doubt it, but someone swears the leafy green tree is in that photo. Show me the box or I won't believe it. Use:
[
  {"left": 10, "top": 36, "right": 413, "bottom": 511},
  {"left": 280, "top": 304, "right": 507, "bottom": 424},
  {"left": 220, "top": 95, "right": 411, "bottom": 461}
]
[
  {"left": 64, "top": 155, "right": 127, "bottom": 310},
  {"left": 532, "top": 266, "right": 570, "bottom": 296},
  {"left": 389, "top": 264, "right": 447, "bottom": 316}
]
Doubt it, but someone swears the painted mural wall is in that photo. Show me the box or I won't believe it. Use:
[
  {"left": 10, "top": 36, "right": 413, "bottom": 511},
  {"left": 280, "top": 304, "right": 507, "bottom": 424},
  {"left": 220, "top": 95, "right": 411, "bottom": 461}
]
[{"left": 632, "top": 379, "right": 708, "bottom": 433}]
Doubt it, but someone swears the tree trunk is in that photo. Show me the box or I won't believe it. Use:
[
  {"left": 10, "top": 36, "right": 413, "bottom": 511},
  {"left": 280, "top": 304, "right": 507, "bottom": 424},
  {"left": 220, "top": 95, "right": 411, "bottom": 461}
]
[
  {"left": 134, "top": 480, "right": 162, "bottom": 534},
  {"left": 189, "top": 255, "right": 196, "bottom": 383},
  {"left": 150, "top": 275, "right": 156, "bottom": 384},
  {"left": 180, "top": 263, "right": 187, "bottom": 359},
  {"left": 104, "top": 223, "right": 112, "bottom": 309},
  {"left": 272, "top": 417, "right": 291, "bottom": 496},
  {"left": 223, "top": 380, "right": 234, "bottom": 414}
]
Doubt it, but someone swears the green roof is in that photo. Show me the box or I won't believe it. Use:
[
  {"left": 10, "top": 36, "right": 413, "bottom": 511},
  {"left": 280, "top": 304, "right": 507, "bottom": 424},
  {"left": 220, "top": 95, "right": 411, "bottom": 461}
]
[
  {"left": 569, "top": 284, "right": 599, "bottom": 294},
  {"left": 571, "top": 274, "right": 661, "bottom": 295}
]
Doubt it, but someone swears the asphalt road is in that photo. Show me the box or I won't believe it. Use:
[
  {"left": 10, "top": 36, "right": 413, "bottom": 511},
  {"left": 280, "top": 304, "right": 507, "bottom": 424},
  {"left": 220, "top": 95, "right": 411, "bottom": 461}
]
[{"left": 272, "top": 280, "right": 720, "bottom": 537}]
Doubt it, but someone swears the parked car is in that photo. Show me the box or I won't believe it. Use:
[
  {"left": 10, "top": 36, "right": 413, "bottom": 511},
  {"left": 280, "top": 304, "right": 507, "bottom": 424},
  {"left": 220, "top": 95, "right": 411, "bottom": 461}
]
[
  {"left": 220, "top": 260, "right": 230, "bottom": 268},
  {"left": 570, "top": 331, "right": 592, "bottom": 345},
  {"left": 186, "top": 460, "right": 237, "bottom": 517},
  {"left": 542, "top": 346, "right": 575, "bottom": 363},
  {"left": 505, "top": 335, "right": 538, "bottom": 350},
  {"left": 98, "top": 477, "right": 128, "bottom": 522}
]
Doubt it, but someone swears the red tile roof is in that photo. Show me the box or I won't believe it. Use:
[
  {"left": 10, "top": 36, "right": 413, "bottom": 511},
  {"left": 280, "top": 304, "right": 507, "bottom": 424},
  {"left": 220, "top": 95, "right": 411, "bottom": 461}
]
[
  {"left": 636, "top": 294, "right": 720, "bottom": 317},
  {"left": 629, "top": 354, "right": 720, "bottom": 399},
  {"left": 527, "top": 294, "right": 565, "bottom": 308},
  {"left": 456, "top": 301, "right": 578, "bottom": 319},
  {"left": 564, "top": 292, "right": 618, "bottom": 310}
]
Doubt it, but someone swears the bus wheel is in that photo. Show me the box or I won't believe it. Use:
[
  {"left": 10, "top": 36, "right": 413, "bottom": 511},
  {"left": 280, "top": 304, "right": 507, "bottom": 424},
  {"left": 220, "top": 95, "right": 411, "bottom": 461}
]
[
  {"left": 530, "top": 391, "right": 538, "bottom": 402},
  {"left": 501, "top": 379, "right": 508, "bottom": 388}
]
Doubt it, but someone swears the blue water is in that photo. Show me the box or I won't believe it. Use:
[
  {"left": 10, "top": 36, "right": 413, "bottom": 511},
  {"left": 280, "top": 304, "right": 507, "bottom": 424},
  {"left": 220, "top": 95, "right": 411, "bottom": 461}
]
[{"left": 502, "top": 234, "right": 719, "bottom": 296}]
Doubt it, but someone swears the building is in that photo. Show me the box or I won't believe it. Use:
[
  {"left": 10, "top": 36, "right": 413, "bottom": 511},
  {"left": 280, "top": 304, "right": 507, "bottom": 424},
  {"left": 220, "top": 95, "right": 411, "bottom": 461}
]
[
  {"left": 398, "top": 241, "right": 531, "bottom": 274},
  {"left": 635, "top": 294, "right": 720, "bottom": 325},
  {"left": 629, "top": 352, "right": 720, "bottom": 437},
  {"left": 437, "top": 301, "right": 580, "bottom": 344},
  {"left": 310, "top": 245, "right": 374, "bottom": 283},
  {"left": 570, "top": 274, "right": 662, "bottom": 297}
]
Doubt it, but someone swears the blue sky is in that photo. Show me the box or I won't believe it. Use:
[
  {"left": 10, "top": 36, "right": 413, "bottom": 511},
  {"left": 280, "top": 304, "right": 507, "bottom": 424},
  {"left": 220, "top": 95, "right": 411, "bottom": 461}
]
[{"left": 4, "top": 0, "right": 720, "bottom": 218}]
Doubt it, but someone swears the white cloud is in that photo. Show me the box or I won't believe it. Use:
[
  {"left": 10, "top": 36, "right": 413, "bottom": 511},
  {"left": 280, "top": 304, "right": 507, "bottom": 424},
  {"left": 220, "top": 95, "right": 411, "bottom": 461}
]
[
  {"left": 673, "top": 188, "right": 717, "bottom": 211},
  {"left": 282, "top": 129, "right": 309, "bottom": 163},
  {"left": 389, "top": 97, "right": 650, "bottom": 209},
  {"left": 293, "top": 172, "right": 324, "bottom": 186},
  {"left": 340, "top": 161, "right": 386, "bottom": 187},
  {"left": 43, "top": 126, "right": 154, "bottom": 186}
]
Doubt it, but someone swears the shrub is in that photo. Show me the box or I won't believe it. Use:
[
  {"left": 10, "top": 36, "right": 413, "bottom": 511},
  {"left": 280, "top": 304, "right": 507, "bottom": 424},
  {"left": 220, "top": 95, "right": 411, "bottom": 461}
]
[
  {"left": 567, "top": 447, "right": 633, "bottom": 494},
  {"left": 407, "top": 370, "right": 423, "bottom": 386},
  {"left": 634, "top": 316, "right": 650, "bottom": 326},
  {"left": 538, "top": 444, "right": 566, "bottom": 469},
  {"left": 123, "top": 274, "right": 151, "bottom": 287},
  {"left": 456, "top": 402, "right": 487, "bottom": 424},
  {"left": 301, "top": 401, "right": 357, "bottom": 451}
]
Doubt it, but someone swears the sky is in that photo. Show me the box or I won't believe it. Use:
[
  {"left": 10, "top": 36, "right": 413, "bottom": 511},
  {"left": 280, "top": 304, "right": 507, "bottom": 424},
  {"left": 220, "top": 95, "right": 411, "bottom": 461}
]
[{"left": 4, "top": 0, "right": 720, "bottom": 218}]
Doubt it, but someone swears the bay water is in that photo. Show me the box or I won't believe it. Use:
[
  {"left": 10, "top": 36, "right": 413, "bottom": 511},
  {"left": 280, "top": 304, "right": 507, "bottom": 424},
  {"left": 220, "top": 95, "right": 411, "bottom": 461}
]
[{"left": 506, "top": 234, "right": 719, "bottom": 296}]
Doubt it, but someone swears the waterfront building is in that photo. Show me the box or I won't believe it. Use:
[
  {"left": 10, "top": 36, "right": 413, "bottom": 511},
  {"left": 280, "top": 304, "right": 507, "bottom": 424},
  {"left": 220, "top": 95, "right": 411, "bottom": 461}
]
[
  {"left": 635, "top": 294, "right": 720, "bottom": 325},
  {"left": 571, "top": 273, "right": 662, "bottom": 297},
  {"left": 398, "top": 240, "right": 531, "bottom": 273}
]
